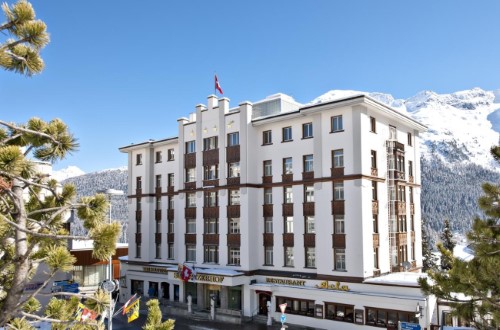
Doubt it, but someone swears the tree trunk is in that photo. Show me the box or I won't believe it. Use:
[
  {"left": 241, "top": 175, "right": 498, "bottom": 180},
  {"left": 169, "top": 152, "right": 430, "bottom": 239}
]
[{"left": 0, "top": 180, "right": 31, "bottom": 325}]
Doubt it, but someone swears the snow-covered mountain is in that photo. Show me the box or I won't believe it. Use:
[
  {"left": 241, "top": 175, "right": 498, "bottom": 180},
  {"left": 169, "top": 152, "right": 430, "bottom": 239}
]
[
  {"left": 51, "top": 165, "right": 85, "bottom": 181},
  {"left": 310, "top": 87, "right": 500, "bottom": 170}
]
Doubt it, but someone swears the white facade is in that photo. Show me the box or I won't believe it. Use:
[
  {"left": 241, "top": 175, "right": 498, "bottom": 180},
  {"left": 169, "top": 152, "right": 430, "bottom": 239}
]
[{"left": 119, "top": 93, "right": 435, "bottom": 329}]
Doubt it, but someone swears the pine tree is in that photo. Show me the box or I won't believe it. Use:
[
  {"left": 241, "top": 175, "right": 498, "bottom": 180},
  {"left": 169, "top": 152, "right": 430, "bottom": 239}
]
[
  {"left": 422, "top": 218, "right": 438, "bottom": 272},
  {"left": 142, "top": 299, "right": 175, "bottom": 330},
  {"left": 419, "top": 146, "right": 500, "bottom": 329},
  {"left": 0, "top": 0, "right": 48, "bottom": 76},
  {"left": 440, "top": 219, "right": 456, "bottom": 270}
]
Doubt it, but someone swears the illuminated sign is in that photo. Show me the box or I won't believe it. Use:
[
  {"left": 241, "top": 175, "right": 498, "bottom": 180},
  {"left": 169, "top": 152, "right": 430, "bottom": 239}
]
[{"left": 315, "top": 280, "right": 349, "bottom": 291}]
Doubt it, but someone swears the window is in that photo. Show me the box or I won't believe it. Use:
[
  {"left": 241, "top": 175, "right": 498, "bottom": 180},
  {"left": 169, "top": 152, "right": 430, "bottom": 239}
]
[
  {"left": 282, "top": 126, "right": 292, "bottom": 142},
  {"left": 185, "top": 168, "right": 196, "bottom": 182},
  {"left": 168, "top": 219, "right": 174, "bottom": 233},
  {"left": 186, "top": 245, "right": 196, "bottom": 262},
  {"left": 228, "top": 247, "right": 240, "bottom": 265},
  {"left": 204, "top": 245, "right": 219, "bottom": 263},
  {"left": 168, "top": 243, "right": 174, "bottom": 259},
  {"left": 370, "top": 116, "right": 376, "bottom": 133},
  {"left": 302, "top": 122, "right": 313, "bottom": 138},
  {"left": 305, "top": 216, "right": 315, "bottom": 233},
  {"left": 408, "top": 160, "right": 413, "bottom": 177},
  {"left": 398, "top": 185, "right": 406, "bottom": 202},
  {"left": 276, "top": 296, "right": 315, "bottom": 317},
  {"left": 156, "top": 175, "right": 162, "bottom": 189},
  {"left": 136, "top": 176, "right": 142, "bottom": 190},
  {"left": 304, "top": 185, "right": 314, "bottom": 202},
  {"left": 410, "top": 215, "right": 415, "bottom": 232},
  {"left": 186, "top": 193, "right": 196, "bottom": 208},
  {"left": 283, "top": 157, "right": 293, "bottom": 174},
  {"left": 334, "top": 248, "right": 346, "bottom": 270},
  {"left": 374, "top": 248, "right": 379, "bottom": 269},
  {"left": 229, "top": 218, "right": 240, "bottom": 234},
  {"left": 264, "top": 217, "right": 273, "bottom": 233},
  {"left": 136, "top": 219, "right": 141, "bottom": 233},
  {"left": 389, "top": 125, "right": 397, "bottom": 140},
  {"left": 284, "top": 186, "right": 293, "bottom": 203},
  {"left": 373, "top": 214, "right": 378, "bottom": 233},
  {"left": 136, "top": 198, "right": 142, "bottom": 211},
  {"left": 204, "top": 164, "right": 218, "bottom": 180},
  {"left": 168, "top": 196, "right": 174, "bottom": 210},
  {"left": 263, "top": 160, "right": 272, "bottom": 176},
  {"left": 228, "top": 162, "right": 240, "bottom": 178},
  {"left": 203, "top": 136, "right": 218, "bottom": 150},
  {"left": 366, "top": 308, "right": 416, "bottom": 327},
  {"left": 155, "top": 243, "right": 161, "bottom": 259},
  {"left": 332, "top": 149, "right": 344, "bottom": 168},
  {"left": 284, "top": 216, "right": 294, "bottom": 233},
  {"left": 204, "top": 218, "right": 218, "bottom": 234},
  {"left": 372, "top": 181, "right": 378, "bottom": 200},
  {"left": 371, "top": 150, "right": 377, "bottom": 169},
  {"left": 409, "top": 187, "right": 414, "bottom": 204},
  {"left": 185, "top": 140, "right": 196, "bottom": 154},
  {"left": 407, "top": 132, "right": 412, "bottom": 146},
  {"left": 306, "top": 247, "right": 316, "bottom": 268},
  {"left": 331, "top": 115, "right": 343, "bottom": 132},
  {"left": 168, "top": 173, "right": 174, "bottom": 187},
  {"left": 227, "top": 132, "right": 239, "bottom": 146},
  {"left": 325, "top": 303, "right": 354, "bottom": 323},
  {"left": 264, "top": 188, "right": 273, "bottom": 205},
  {"left": 285, "top": 247, "right": 294, "bottom": 267},
  {"left": 186, "top": 219, "right": 196, "bottom": 233},
  {"left": 333, "top": 182, "right": 344, "bottom": 200},
  {"left": 411, "top": 242, "right": 415, "bottom": 260},
  {"left": 334, "top": 215, "right": 345, "bottom": 234},
  {"left": 136, "top": 154, "right": 142, "bottom": 165},
  {"left": 398, "top": 216, "right": 407, "bottom": 232},
  {"left": 155, "top": 197, "right": 161, "bottom": 211},
  {"left": 263, "top": 130, "right": 272, "bottom": 145},
  {"left": 303, "top": 155, "right": 313, "bottom": 172},
  {"left": 229, "top": 189, "right": 240, "bottom": 205},
  {"left": 167, "top": 148, "right": 175, "bottom": 161},
  {"left": 155, "top": 151, "right": 162, "bottom": 163},
  {"left": 265, "top": 246, "right": 273, "bottom": 265},
  {"left": 204, "top": 191, "right": 218, "bottom": 207}
]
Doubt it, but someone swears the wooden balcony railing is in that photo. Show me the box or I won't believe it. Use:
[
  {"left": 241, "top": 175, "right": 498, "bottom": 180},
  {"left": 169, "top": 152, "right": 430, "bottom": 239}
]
[
  {"left": 226, "top": 145, "right": 240, "bottom": 163},
  {"left": 372, "top": 200, "right": 379, "bottom": 214},
  {"left": 227, "top": 177, "right": 240, "bottom": 186},
  {"left": 227, "top": 205, "right": 240, "bottom": 218},
  {"left": 227, "top": 233, "right": 241, "bottom": 246},
  {"left": 331, "top": 200, "right": 345, "bottom": 215},
  {"left": 303, "top": 233, "right": 315, "bottom": 247},
  {"left": 135, "top": 233, "right": 142, "bottom": 244},
  {"left": 202, "top": 148, "right": 219, "bottom": 166},
  {"left": 185, "top": 233, "right": 196, "bottom": 245},
  {"left": 263, "top": 204, "right": 273, "bottom": 217},
  {"left": 167, "top": 233, "right": 174, "bottom": 243},
  {"left": 371, "top": 168, "right": 378, "bottom": 177},
  {"left": 302, "top": 171, "right": 314, "bottom": 181},
  {"left": 282, "top": 203, "right": 294, "bottom": 216},
  {"left": 155, "top": 209, "right": 161, "bottom": 221},
  {"left": 203, "top": 206, "right": 219, "bottom": 218},
  {"left": 330, "top": 167, "right": 344, "bottom": 178},
  {"left": 184, "top": 153, "right": 196, "bottom": 168},
  {"left": 135, "top": 211, "right": 142, "bottom": 221},
  {"left": 283, "top": 233, "right": 294, "bottom": 247},
  {"left": 373, "top": 233, "right": 379, "bottom": 248},
  {"left": 281, "top": 174, "right": 293, "bottom": 183},
  {"left": 203, "top": 234, "right": 219, "bottom": 245},
  {"left": 332, "top": 233, "right": 346, "bottom": 248},
  {"left": 262, "top": 176, "right": 273, "bottom": 184},
  {"left": 167, "top": 209, "right": 174, "bottom": 220},
  {"left": 155, "top": 233, "right": 162, "bottom": 244},
  {"left": 185, "top": 207, "right": 196, "bottom": 218},
  {"left": 303, "top": 202, "right": 315, "bottom": 216},
  {"left": 263, "top": 233, "right": 274, "bottom": 246}
]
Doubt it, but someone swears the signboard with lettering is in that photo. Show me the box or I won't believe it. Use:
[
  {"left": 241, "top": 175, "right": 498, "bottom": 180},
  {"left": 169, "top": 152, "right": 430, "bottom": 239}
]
[
  {"left": 315, "top": 280, "right": 349, "bottom": 291},
  {"left": 266, "top": 277, "right": 306, "bottom": 286},
  {"left": 173, "top": 273, "right": 225, "bottom": 283},
  {"left": 400, "top": 322, "right": 421, "bottom": 330}
]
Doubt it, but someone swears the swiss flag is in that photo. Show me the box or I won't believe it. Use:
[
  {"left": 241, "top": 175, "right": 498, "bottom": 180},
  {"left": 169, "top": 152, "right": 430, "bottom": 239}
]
[
  {"left": 181, "top": 264, "right": 192, "bottom": 282},
  {"left": 215, "top": 75, "right": 223, "bottom": 95}
]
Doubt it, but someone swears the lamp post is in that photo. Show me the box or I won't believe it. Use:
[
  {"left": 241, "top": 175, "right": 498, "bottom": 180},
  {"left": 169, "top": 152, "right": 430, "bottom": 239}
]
[{"left": 98, "top": 189, "right": 124, "bottom": 330}]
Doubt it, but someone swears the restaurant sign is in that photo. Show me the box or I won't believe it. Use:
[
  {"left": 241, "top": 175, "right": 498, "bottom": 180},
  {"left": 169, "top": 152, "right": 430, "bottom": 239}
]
[
  {"left": 315, "top": 280, "right": 349, "bottom": 291},
  {"left": 174, "top": 273, "right": 225, "bottom": 283}
]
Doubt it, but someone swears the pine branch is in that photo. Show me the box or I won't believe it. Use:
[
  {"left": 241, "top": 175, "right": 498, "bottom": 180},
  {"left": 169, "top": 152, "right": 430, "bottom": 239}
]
[
  {"left": 20, "top": 311, "right": 100, "bottom": 327},
  {"left": 14, "top": 269, "right": 57, "bottom": 310},
  {"left": 0, "top": 120, "right": 62, "bottom": 146}
]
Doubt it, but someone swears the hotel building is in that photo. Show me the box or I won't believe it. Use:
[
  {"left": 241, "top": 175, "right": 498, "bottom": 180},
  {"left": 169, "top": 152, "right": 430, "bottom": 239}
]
[{"left": 119, "top": 92, "right": 435, "bottom": 329}]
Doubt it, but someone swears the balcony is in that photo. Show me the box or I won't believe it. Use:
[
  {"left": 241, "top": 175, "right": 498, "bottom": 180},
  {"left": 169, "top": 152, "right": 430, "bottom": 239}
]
[
  {"left": 185, "top": 233, "right": 196, "bottom": 244},
  {"left": 167, "top": 209, "right": 174, "bottom": 220},
  {"left": 155, "top": 187, "right": 162, "bottom": 195},
  {"left": 135, "top": 188, "right": 142, "bottom": 196},
  {"left": 372, "top": 200, "right": 379, "bottom": 214},
  {"left": 283, "top": 233, "right": 294, "bottom": 247},
  {"left": 185, "top": 207, "right": 196, "bottom": 218},
  {"left": 373, "top": 233, "right": 379, "bottom": 248},
  {"left": 408, "top": 175, "right": 414, "bottom": 183},
  {"left": 184, "top": 182, "right": 196, "bottom": 190},
  {"left": 331, "top": 200, "right": 345, "bottom": 215},
  {"left": 303, "top": 233, "right": 315, "bottom": 247},
  {"left": 302, "top": 171, "right": 314, "bottom": 181},
  {"left": 396, "top": 233, "right": 408, "bottom": 246},
  {"left": 411, "top": 231, "right": 415, "bottom": 242},
  {"left": 263, "top": 204, "right": 273, "bottom": 217},
  {"left": 227, "top": 177, "right": 240, "bottom": 186},
  {"left": 281, "top": 174, "right": 293, "bottom": 183},
  {"left": 227, "top": 205, "right": 240, "bottom": 218},
  {"left": 155, "top": 233, "right": 162, "bottom": 244},
  {"left": 203, "top": 234, "right": 219, "bottom": 245},
  {"left": 263, "top": 233, "right": 274, "bottom": 246},
  {"left": 226, "top": 145, "right": 240, "bottom": 163},
  {"left": 262, "top": 176, "right": 273, "bottom": 184},
  {"left": 203, "top": 148, "right": 219, "bottom": 166},
  {"left": 167, "top": 186, "right": 174, "bottom": 193},
  {"left": 282, "top": 203, "right": 294, "bottom": 216},
  {"left": 371, "top": 168, "right": 378, "bottom": 177},
  {"left": 135, "top": 233, "right": 142, "bottom": 244},
  {"left": 203, "top": 179, "right": 219, "bottom": 187},
  {"left": 155, "top": 210, "right": 161, "bottom": 221},
  {"left": 203, "top": 206, "right": 219, "bottom": 218},
  {"left": 410, "top": 203, "right": 415, "bottom": 215},
  {"left": 332, "top": 233, "right": 346, "bottom": 248},
  {"left": 135, "top": 210, "right": 142, "bottom": 221},
  {"left": 184, "top": 153, "right": 196, "bottom": 168},
  {"left": 167, "top": 233, "right": 174, "bottom": 243},
  {"left": 303, "top": 202, "right": 315, "bottom": 216},
  {"left": 330, "top": 167, "right": 344, "bottom": 178},
  {"left": 396, "top": 201, "right": 406, "bottom": 215},
  {"left": 227, "top": 233, "right": 241, "bottom": 246}
]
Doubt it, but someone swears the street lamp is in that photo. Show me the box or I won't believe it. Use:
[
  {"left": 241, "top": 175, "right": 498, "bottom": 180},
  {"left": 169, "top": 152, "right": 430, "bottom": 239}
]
[{"left": 98, "top": 189, "right": 124, "bottom": 330}]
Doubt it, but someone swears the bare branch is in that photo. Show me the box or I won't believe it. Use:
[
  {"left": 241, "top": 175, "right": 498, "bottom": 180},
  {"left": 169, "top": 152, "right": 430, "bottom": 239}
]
[
  {"left": 20, "top": 311, "right": 100, "bottom": 328},
  {"left": 0, "top": 120, "right": 62, "bottom": 145}
]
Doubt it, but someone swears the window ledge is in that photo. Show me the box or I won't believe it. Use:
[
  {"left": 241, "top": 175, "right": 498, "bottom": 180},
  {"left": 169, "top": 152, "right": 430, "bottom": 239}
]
[
  {"left": 301, "top": 136, "right": 313, "bottom": 140},
  {"left": 330, "top": 130, "right": 344, "bottom": 134},
  {"left": 261, "top": 143, "right": 273, "bottom": 146},
  {"left": 281, "top": 140, "right": 294, "bottom": 143}
]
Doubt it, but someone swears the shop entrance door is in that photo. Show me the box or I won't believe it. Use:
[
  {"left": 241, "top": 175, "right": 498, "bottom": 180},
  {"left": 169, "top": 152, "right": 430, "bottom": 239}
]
[{"left": 258, "top": 292, "right": 271, "bottom": 315}]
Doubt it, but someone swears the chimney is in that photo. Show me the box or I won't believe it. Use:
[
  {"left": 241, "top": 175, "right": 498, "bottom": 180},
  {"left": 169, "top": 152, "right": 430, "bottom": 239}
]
[
  {"left": 219, "top": 97, "right": 230, "bottom": 114},
  {"left": 207, "top": 95, "right": 218, "bottom": 110}
]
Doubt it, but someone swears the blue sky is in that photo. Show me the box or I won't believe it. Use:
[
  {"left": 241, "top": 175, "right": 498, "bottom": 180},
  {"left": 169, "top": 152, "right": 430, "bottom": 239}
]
[{"left": 2, "top": 0, "right": 499, "bottom": 173}]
